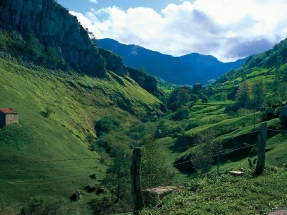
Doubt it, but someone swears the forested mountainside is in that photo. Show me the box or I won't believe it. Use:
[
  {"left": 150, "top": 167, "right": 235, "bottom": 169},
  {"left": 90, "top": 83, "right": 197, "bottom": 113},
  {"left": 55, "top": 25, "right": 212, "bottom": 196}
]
[{"left": 98, "top": 38, "right": 246, "bottom": 85}]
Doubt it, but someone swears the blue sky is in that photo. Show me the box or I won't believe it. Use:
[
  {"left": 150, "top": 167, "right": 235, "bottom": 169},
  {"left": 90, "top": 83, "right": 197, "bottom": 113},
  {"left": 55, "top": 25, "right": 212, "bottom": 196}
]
[
  {"left": 56, "top": 0, "right": 287, "bottom": 62},
  {"left": 57, "top": 0, "right": 193, "bottom": 14}
]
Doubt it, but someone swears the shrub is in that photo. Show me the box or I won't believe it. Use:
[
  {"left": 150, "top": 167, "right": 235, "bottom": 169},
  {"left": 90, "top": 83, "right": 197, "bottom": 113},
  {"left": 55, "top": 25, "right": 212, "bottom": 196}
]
[
  {"left": 155, "top": 120, "right": 185, "bottom": 138},
  {"left": 44, "top": 105, "right": 53, "bottom": 117},
  {"left": 21, "top": 196, "right": 70, "bottom": 215},
  {"left": 168, "top": 125, "right": 184, "bottom": 137},
  {"left": 236, "top": 108, "right": 253, "bottom": 117},
  {"left": 224, "top": 102, "right": 242, "bottom": 113},
  {"left": 200, "top": 95, "right": 208, "bottom": 104},
  {"left": 185, "top": 119, "right": 200, "bottom": 131},
  {"left": 170, "top": 106, "right": 190, "bottom": 120},
  {"left": 249, "top": 146, "right": 258, "bottom": 157},
  {"left": 95, "top": 114, "right": 126, "bottom": 136},
  {"left": 26, "top": 32, "right": 43, "bottom": 57},
  {"left": 261, "top": 108, "right": 279, "bottom": 121}
]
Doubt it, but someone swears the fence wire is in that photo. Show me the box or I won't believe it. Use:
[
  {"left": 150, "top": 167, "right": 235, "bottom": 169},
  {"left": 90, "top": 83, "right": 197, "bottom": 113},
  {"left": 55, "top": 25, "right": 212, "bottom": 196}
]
[{"left": 0, "top": 126, "right": 281, "bottom": 188}]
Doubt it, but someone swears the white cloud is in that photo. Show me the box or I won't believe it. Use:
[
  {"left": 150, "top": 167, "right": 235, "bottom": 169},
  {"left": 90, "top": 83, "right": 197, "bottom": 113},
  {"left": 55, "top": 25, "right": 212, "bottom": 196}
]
[
  {"left": 70, "top": 0, "right": 287, "bottom": 62},
  {"left": 89, "top": 0, "right": 97, "bottom": 3}
]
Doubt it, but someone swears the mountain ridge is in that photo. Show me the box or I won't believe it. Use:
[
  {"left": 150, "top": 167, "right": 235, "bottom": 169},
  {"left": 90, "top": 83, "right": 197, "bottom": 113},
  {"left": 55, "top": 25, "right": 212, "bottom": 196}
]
[{"left": 97, "top": 38, "right": 247, "bottom": 85}]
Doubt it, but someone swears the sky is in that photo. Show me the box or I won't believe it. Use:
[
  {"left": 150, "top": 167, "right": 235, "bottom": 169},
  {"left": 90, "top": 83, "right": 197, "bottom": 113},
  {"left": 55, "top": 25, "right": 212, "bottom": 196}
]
[{"left": 57, "top": 0, "right": 287, "bottom": 62}]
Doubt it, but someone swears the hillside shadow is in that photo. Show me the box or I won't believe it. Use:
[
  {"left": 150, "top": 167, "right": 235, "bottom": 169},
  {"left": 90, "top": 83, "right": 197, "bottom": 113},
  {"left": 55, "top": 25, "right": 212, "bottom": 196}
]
[
  {"left": 39, "top": 111, "right": 48, "bottom": 117},
  {"left": 169, "top": 135, "right": 196, "bottom": 153}
]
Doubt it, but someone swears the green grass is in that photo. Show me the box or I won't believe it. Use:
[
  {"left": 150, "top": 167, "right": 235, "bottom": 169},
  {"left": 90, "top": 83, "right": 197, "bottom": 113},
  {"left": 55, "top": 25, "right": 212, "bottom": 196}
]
[
  {"left": 1, "top": 42, "right": 287, "bottom": 214},
  {"left": 141, "top": 167, "right": 287, "bottom": 215},
  {"left": 144, "top": 122, "right": 287, "bottom": 215},
  {"left": 0, "top": 57, "right": 164, "bottom": 214},
  {"left": 138, "top": 58, "right": 287, "bottom": 214}
]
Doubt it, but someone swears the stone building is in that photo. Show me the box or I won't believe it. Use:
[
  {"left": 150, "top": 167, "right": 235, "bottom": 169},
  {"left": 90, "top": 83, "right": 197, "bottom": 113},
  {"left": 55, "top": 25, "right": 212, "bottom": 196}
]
[{"left": 0, "top": 108, "right": 18, "bottom": 127}]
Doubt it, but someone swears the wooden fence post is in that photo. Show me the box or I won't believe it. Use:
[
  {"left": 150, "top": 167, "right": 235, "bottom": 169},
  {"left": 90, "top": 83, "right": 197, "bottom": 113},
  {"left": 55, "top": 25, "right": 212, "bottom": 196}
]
[
  {"left": 131, "top": 147, "right": 144, "bottom": 214},
  {"left": 254, "top": 122, "right": 267, "bottom": 176}
]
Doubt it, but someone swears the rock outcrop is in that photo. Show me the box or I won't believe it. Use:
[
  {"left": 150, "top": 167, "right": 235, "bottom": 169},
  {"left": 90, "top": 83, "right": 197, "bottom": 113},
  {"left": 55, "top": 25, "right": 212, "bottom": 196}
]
[
  {"left": 142, "top": 186, "right": 180, "bottom": 203},
  {"left": 127, "top": 67, "right": 158, "bottom": 95},
  {"left": 0, "top": 0, "right": 106, "bottom": 77},
  {"left": 98, "top": 48, "right": 127, "bottom": 76}
]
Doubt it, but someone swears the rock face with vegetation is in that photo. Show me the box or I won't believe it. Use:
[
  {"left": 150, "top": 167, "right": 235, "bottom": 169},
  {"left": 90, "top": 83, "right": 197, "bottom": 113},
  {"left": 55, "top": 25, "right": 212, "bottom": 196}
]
[
  {"left": 0, "top": 0, "right": 106, "bottom": 77},
  {"left": 99, "top": 48, "right": 127, "bottom": 77}
]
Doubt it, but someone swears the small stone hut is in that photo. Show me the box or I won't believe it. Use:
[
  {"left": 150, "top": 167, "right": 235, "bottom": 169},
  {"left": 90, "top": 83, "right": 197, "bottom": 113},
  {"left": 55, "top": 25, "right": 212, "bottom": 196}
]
[{"left": 0, "top": 108, "right": 18, "bottom": 127}]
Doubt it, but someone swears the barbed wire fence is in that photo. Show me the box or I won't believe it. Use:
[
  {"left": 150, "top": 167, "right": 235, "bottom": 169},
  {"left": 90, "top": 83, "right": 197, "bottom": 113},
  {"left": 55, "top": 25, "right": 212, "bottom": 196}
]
[
  {"left": 1, "top": 127, "right": 286, "bottom": 182},
  {"left": 0, "top": 124, "right": 287, "bottom": 214}
]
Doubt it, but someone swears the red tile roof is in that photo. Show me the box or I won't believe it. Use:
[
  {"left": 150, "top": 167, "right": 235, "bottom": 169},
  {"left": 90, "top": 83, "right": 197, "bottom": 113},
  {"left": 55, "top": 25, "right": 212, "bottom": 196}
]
[{"left": 0, "top": 108, "right": 17, "bottom": 114}]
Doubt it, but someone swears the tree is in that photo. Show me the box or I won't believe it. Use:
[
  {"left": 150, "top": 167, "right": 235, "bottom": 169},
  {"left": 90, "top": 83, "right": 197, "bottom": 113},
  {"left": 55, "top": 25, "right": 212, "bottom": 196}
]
[
  {"left": 138, "top": 66, "right": 147, "bottom": 74},
  {"left": 190, "top": 129, "right": 218, "bottom": 173},
  {"left": 171, "top": 107, "right": 190, "bottom": 121},
  {"left": 167, "top": 87, "right": 192, "bottom": 111},
  {"left": 236, "top": 80, "right": 252, "bottom": 104},
  {"left": 251, "top": 79, "right": 267, "bottom": 108},
  {"left": 141, "top": 137, "right": 174, "bottom": 189},
  {"left": 176, "top": 88, "right": 190, "bottom": 108},
  {"left": 100, "top": 133, "right": 133, "bottom": 209},
  {"left": 201, "top": 95, "right": 208, "bottom": 104},
  {"left": 206, "top": 87, "right": 213, "bottom": 96},
  {"left": 273, "top": 73, "right": 280, "bottom": 93},
  {"left": 91, "top": 38, "right": 98, "bottom": 46},
  {"left": 46, "top": 46, "right": 61, "bottom": 67},
  {"left": 26, "top": 32, "right": 42, "bottom": 56},
  {"left": 220, "top": 92, "right": 227, "bottom": 101},
  {"left": 278, "top": 82, "right": 287, "bottom": 101}
]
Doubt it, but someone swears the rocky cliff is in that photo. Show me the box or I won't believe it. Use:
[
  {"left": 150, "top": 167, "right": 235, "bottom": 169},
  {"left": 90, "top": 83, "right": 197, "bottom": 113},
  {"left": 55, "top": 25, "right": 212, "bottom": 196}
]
[
  {"left": 99, "top": 48, "right": 159, "bottom": 95},
  {"left": 98, "top": 48, "right": 127, "bottom": 76},
  {"left": 0, "top": 0, "right": 106, "bottom": 77}
]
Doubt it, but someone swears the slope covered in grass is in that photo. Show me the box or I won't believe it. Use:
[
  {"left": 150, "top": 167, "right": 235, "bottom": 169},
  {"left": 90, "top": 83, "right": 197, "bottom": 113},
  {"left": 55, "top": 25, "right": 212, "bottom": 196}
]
[
  {"left": 0, "top": 57, "right": 164, "bottom": 214},
  {"left": 139, "top": 38, "right": 287, "bottom": 215}
]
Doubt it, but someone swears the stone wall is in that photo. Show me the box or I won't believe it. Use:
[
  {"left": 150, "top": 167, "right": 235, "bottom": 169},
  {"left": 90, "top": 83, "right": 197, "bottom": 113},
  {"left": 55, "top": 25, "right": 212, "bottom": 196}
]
[{"left": 5, "top": 113, "right": 18, "bottom": 125}]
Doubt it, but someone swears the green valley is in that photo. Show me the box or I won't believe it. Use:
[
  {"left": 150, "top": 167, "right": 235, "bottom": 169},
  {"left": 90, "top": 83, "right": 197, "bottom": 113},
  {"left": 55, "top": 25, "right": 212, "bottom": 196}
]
[
  {"left": 0, "top": 56, "right": 164, "bottom": 214},
  {"left": 1, "top": 0, "right": 287, "bottom": 214}
]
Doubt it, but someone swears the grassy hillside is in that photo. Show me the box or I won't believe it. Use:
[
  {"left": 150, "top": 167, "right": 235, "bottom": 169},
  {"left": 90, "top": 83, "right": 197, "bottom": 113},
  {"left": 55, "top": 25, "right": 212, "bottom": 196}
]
[
  {"left": 1, "top": 29, "right": 287, "bottom": 215},
  {"left": 137, "top": 40, "right": 287, "bottom": 214},
  {"left": 0, "top": 57, "right": 164, "bottom": 214}
]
